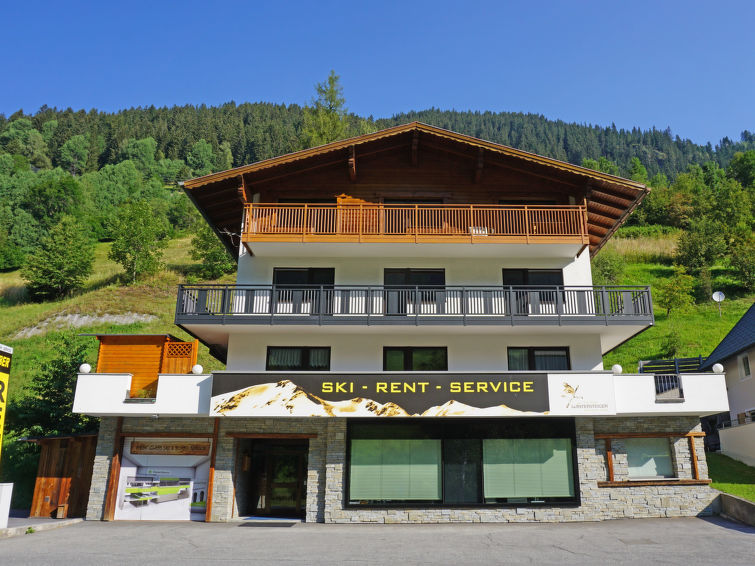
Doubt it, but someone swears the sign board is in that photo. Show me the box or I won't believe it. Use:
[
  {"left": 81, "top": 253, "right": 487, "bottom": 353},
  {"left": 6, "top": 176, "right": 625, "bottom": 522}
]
[
  {"left": 0, "top": 344, "right": 12, "bottom": 463},
  {"left": 211, "top": 372, "right": 550, "bottom": 417},
  {"left": 130, "top": 441, "right": 211, "bottom": 456}
]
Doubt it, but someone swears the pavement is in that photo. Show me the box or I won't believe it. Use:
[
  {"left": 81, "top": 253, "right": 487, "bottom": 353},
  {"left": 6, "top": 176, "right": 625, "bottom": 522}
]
[{"left": 0, "top": 516, "right": 752, "bottom": 565}]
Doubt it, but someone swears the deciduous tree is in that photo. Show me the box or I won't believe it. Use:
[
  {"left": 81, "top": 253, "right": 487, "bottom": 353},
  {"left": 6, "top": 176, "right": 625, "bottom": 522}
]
[{"left": 108, "top": 200, "right": 169, "bottom": 282}]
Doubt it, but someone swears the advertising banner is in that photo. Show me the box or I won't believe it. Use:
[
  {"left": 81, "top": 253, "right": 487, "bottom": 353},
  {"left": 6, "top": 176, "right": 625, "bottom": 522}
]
[
  {"left": 114, "top": 437, "right": 211, "bottom": 521},
  {"left": 211, "top": 372, "right": 550, "bottom": 417},
  {"left": 0, "top": 343, "right": 12, "bottom": 462}
]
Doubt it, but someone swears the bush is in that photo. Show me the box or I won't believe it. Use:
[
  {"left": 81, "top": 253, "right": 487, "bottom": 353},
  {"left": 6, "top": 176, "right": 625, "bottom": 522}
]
[
  {"left": 20, "top": 216, "right": 94, "bottom": 300},
  {"left": 614, "top": 225, "right": 680, "bottom": 239},
  {"left": 592, "top": 249, "right": 625, "bottom": 285},
  {"left": 190, "top": 223, "right": 236, "bottom": 279},
  {"left": 654, "top": 267, "right": 694, "bottom": 316}
]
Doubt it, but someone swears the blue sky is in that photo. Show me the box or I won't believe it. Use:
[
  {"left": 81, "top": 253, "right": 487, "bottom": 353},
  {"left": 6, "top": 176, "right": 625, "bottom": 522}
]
[{"left": 2, "top": 0, "right": 754, "bottom": 144}]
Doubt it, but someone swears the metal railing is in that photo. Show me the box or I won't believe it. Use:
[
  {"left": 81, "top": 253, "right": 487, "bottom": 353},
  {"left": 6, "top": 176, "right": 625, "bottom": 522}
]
[
  {"left": 654, "top": 374, "right": 685, "bottom": 402},
  {"left": 175, "top": 284, "right": 653, "bottom": 326},
  {"left": 243, "top": 203, "right": 589, "bottom": 243}
]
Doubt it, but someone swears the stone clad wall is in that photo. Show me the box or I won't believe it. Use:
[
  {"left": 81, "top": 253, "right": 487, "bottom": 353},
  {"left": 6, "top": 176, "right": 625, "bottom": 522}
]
[
  {"left": 85, "top": 417, "right": 118, "bottom": 521},
  {"left": 86, "top": 415, "right": 719, "bottom": 523},
  {"left": 210, "top": 417, "right": 330, "bottom": 523},
  {"left": 322, "top": 416, "right": 719, "bottom": 523}
]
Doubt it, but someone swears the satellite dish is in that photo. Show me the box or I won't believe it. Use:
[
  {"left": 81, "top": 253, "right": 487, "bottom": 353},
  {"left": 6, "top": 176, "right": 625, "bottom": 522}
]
[{"left": 712, "top": 291, "right": 725, "bottom": 317}]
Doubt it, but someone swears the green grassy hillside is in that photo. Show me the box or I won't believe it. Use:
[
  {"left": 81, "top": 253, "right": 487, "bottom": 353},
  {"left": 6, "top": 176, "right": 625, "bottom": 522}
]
[
  {"left": 602, "top": 234, "right": 754, "bottom": 371},
  {"left": 0, "top": 237, "right": 227, "bottom": 401}
]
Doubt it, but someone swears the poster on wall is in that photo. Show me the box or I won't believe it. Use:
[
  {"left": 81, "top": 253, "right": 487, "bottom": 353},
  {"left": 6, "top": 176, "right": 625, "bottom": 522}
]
[{"left": 114, "top": 438, "right": 211, "bottom": 521}]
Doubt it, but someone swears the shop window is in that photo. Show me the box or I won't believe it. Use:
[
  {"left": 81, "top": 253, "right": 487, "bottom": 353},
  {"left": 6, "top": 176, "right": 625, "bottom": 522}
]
[
  {"left": 350, "top": 439, "right": 442, "bottom": 502},
  {"left": 383, "top": 347, "right": 448, "bottom": 371},
  {"left": 625, "top": 438, "right": 674, "bottom": 479},
  {"left": 266, "top": 347, "right": 331, "bottom": 371},
  {"left": 483, "top": 439, "right": 574, "bottom": 501},
  {"left": 507, "top": 347, "right": 570, "bottom": 371},
  {"left": 347, "top": 419, "right": 578, "bottom": 507}
]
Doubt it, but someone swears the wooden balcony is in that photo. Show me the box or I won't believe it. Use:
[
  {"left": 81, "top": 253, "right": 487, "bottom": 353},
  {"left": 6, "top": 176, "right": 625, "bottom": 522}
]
[
  {"left": 175, "top": 284, "right": 653, "bottom": 327},
  {"left": 242, "top": 203, "right": 589, "bottom": 245},
  {"left": 91, "top": 335, "right": 199, "bottom": 398}
]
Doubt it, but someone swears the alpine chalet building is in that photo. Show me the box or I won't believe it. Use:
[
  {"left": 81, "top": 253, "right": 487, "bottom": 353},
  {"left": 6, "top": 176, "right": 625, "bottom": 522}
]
[{"left": 74, "top": 123, "right": 728, "bottom": 523}]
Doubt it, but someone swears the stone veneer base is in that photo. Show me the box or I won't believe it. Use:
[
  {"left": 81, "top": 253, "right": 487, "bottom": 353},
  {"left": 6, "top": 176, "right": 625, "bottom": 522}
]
[{"left": 86, "top": 415, "right": 720, "bottom": 524}]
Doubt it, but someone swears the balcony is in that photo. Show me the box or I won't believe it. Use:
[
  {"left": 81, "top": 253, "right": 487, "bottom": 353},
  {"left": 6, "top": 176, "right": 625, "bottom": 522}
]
[
  {"left": 72, "top": 372, "right": 212, "bottom": 417},
  {"left": 175, "top": 284, "right": 653, "bottom": 327},
  {"left": 242, "top": 203, "right": 589, "bottom": 257}
]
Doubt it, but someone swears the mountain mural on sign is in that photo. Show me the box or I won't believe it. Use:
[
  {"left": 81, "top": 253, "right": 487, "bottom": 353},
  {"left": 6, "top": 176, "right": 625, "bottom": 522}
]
[{"left": 211, "top": 380, "right": 545, "bottom": 417}]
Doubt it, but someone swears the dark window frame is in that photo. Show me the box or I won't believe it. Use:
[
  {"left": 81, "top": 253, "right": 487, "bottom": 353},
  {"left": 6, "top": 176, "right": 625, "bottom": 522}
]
[
  {"left": 507, "top": 347, "right": 571, "bottom": 371},
  {"left": 272, "top": 267, "right": 335, "bottom": 286},
  {"left": 502, "top": 268, "right": 564, "bottom": 287},
  {"left": 383, "top": 347, "right": 448, "bottom": 371},
  {"left": 265, "top": 346, "right": 331, "bottom": 371},
  {"left": 345, "top": 418, "right": 580, "bottom": 508}
]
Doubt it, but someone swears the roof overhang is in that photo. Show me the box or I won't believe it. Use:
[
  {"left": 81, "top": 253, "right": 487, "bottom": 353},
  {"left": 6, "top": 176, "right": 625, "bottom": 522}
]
[{"left": 182, "top": 122, "right": 648, "bottom": 257}]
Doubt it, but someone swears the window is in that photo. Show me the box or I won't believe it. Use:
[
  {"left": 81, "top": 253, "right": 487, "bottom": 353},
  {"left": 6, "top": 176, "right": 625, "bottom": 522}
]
[
  {"left": 347, "top": 419, "right": 578, "bottom": 506},
  {"left": 483, "top": 438, "right": 575, "bottom": 501},
  {"left": 502, "top": 269, "right": 563, "bottom": 287},
  {"left": 625, "top": 438, "right": 674, "bottom": 479},
  {"left": 507, "top": 347, "right": 570, "bottom": 371},
  {"left": 266, "top": 347, "right": 331, "bottom": 371},
  {"left": 273, "top": 268, "right": 334, "bottom": 286},
  {"left": 739, "top": 353, "right": 752, "bottom": 380},
  {"left": 384, "top": 269, "right": 446, "bottom": 315},
  {"left": 383, "top": 347, "right": 448, "bottom": 371},
  {"left": 350, "top": 439, "right": 442, "bottom": 502}
]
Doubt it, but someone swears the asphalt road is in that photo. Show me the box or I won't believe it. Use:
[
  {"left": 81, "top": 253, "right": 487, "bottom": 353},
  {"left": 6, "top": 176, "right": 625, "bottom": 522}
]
[{"left": 0, "top": 517, "right": 752, "bottom": 565}]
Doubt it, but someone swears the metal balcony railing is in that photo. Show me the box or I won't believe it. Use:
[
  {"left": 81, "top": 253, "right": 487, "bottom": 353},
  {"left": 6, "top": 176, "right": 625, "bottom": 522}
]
[
  {"left": 242, "top": 203, "right": 589, "bottom": 244},
  {"left": 654, "top": 374, "right": 685, "bottom": 402},
  {"left": 175, "top": 285, "right": 653, "bottom": 327}
]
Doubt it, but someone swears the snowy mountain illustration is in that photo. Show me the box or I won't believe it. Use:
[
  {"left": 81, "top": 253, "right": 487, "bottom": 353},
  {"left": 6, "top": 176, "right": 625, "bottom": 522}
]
[
  {"left": 212, "top": 380, "right": 408, "bottom": 417},
  {"left": 212, "top": 379, "right": 543, "bottom": 417}
]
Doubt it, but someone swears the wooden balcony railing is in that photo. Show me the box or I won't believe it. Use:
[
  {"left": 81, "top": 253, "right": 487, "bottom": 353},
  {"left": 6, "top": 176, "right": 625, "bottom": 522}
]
[
  {"left": 176, "top": 284, "right": 653, "bottom": 327},
  {"left": 242, "top": 203, "right": 589, "bottom": 244}
]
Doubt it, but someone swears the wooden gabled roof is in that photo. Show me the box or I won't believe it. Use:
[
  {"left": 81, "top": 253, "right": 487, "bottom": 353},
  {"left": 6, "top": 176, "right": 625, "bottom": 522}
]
[{"left": 182, "top": 122, "right": 649, "bottom": 258}]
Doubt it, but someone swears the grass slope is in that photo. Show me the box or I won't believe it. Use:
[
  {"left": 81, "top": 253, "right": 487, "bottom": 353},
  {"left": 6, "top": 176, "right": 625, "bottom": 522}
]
[
  {"left": 707, "top": 453, "right": 755, "bottom": 503},
  {"left": 0, "top": 237, "right": 228, "bottom": 401},
  {"left": 602, "top": 234, "right": 755, "bottom": 371}
]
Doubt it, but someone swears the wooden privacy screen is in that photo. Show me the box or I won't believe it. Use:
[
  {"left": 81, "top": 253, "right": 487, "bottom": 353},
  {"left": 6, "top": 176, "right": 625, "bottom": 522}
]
[
  {"left": 29, "top": 435, "right": 97, "bottom": 519},
  {"left": 94, "top": 335, "right": 198, "bottom": 397}
]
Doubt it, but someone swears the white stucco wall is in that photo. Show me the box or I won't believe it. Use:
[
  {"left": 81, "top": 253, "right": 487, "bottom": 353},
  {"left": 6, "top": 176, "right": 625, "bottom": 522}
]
[
  {"left": 225, "top": 331, "right": 604, "bottom": 372},
  {"left": 235, "top": 248, "right": 593, "bottom": 287},
  {"left": 722, "top": 347, "right": 755, "bottom": 419},
  {"left": 719, "top": 421, "right": 755, "bottom": 467}
]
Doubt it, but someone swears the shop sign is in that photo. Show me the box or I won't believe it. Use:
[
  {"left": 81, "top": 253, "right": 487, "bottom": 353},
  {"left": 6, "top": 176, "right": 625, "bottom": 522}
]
[
  {"left": 0, "top": 343, "right": 12, "bottom": 462},
  {"left": 210, "top": 372, "right": 550, "bottom": 417},
  {"left": 546, "top": 373, "right": 616, "bottom": 416},
  {"left": 131, "top": 440, "right": 211, "bottom": 456}
]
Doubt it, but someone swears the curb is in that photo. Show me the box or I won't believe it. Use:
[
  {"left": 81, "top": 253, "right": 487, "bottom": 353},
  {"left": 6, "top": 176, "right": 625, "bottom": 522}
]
[{"left": 0, "top": 518, "right": 83, "bottom": 539}]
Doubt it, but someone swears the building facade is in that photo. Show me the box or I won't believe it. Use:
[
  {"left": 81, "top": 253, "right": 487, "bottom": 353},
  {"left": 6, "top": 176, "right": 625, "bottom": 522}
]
[
  {"left": 703, "top": 302, "right": 755, "bottom": 466},
  {"left": 75, "top": 123, "right": 728, "bottom": 523}
]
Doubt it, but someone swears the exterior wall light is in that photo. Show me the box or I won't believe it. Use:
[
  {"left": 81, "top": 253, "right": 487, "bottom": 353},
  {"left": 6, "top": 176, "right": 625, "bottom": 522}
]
[
  {"left": 712, "top": 363, "right": 724, "bottom": 373},
  {"left": 611, "top": 364, "right": 622, "bottom": 374},
  {"left": 192, "top": 364, "right": 204, "bottom": 375},
  {"left": 79, "top": 363, "right": 92, "bottom": 374}
]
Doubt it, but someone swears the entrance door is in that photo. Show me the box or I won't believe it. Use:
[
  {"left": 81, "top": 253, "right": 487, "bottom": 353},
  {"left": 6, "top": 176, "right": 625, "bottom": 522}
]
[{"left": 240, "top": 440, "right": 308, "bottom": 519}]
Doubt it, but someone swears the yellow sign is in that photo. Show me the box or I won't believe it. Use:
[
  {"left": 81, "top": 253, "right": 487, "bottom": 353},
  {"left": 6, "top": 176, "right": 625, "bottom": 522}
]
[{"left": 0, "top": 343, "right": 12, "bottom": 466}]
